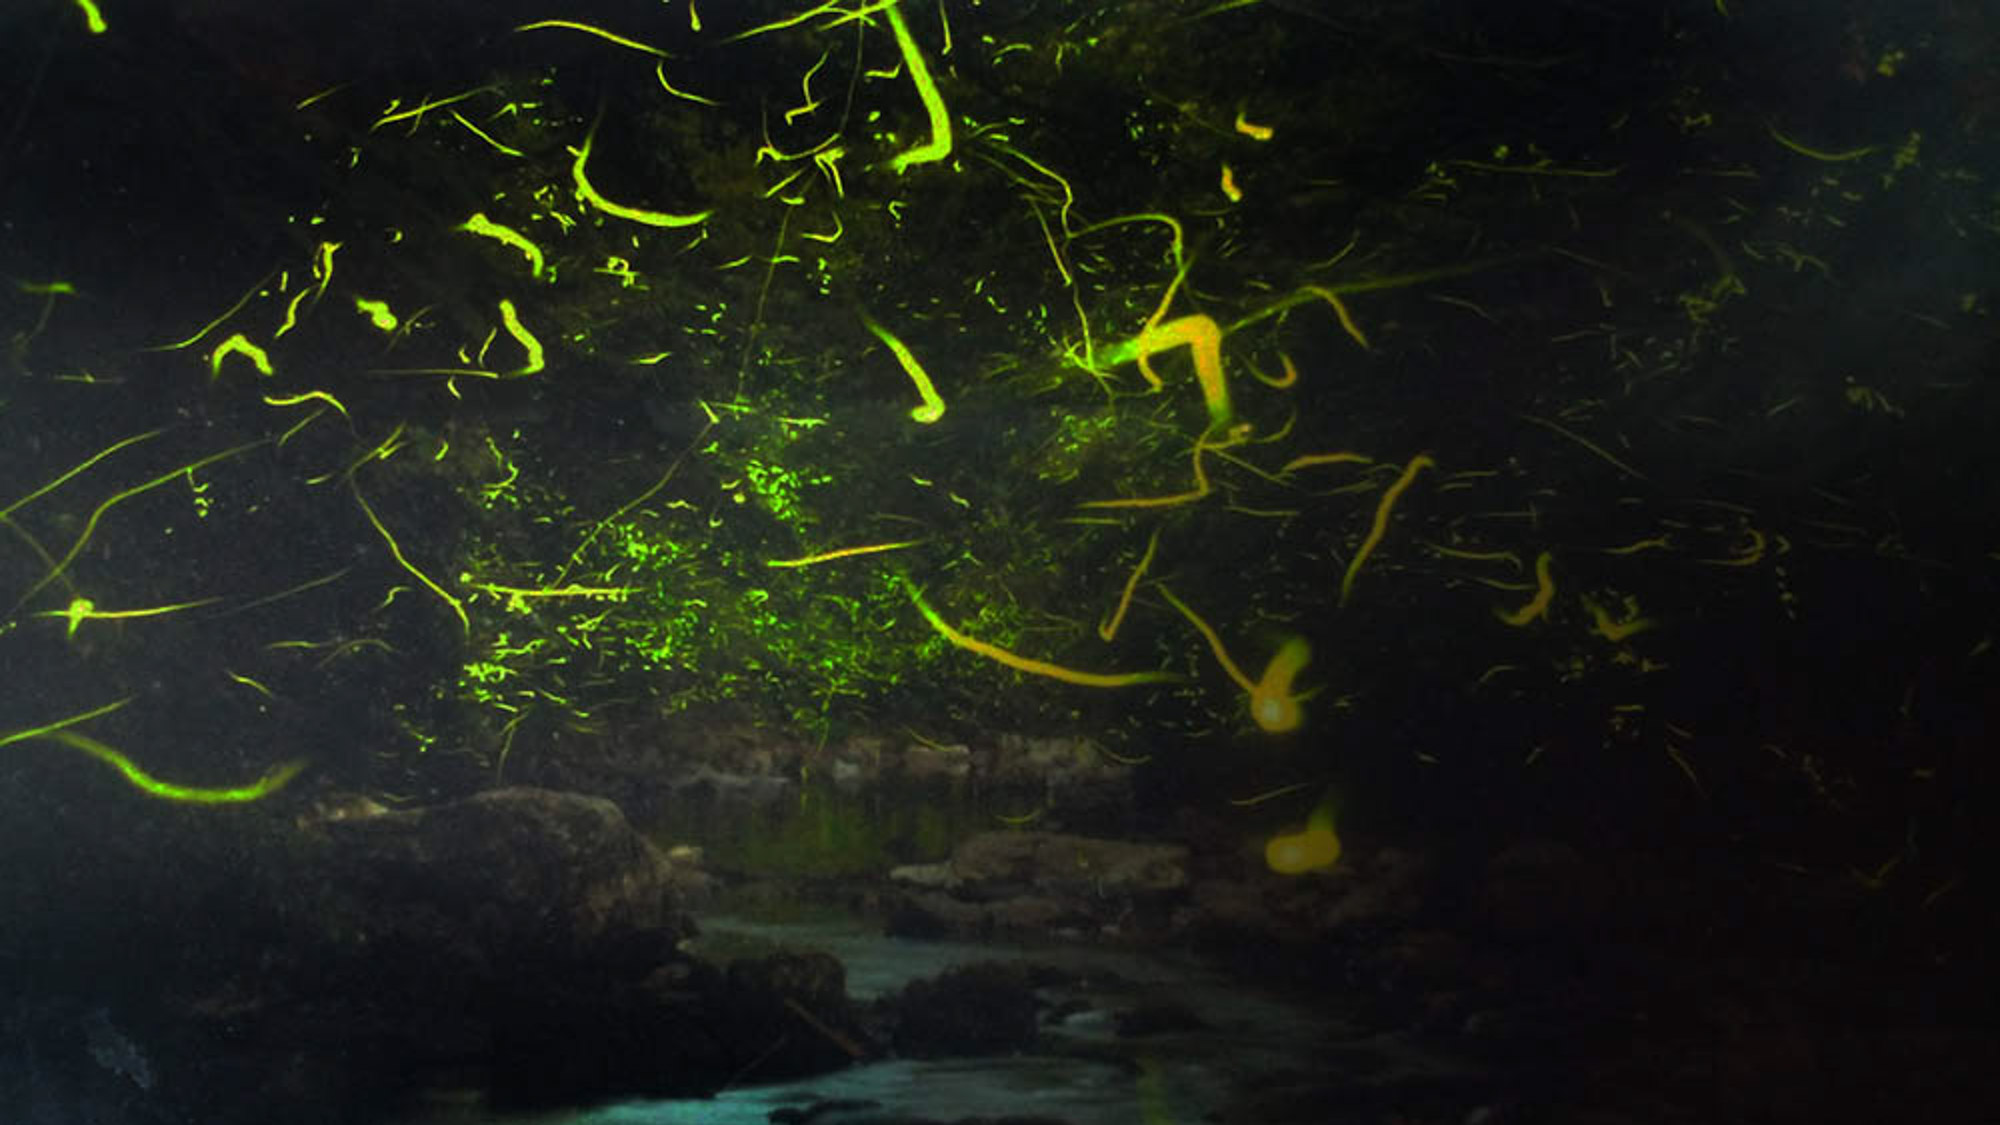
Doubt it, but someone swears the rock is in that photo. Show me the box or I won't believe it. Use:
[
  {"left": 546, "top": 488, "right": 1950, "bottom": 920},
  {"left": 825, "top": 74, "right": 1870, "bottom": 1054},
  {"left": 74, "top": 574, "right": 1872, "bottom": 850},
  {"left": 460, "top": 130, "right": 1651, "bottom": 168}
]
[
  {"left": 1177, "top": 844, "right": 1428, "bottom": 954},
  {"left": 980, "top": 734, "right": 1136, "bottom": 825},
  {"left": 301, "top": 786, "right": 690, "bottom": 972},
  {"left": 720, "top": 950, "right": 871, "bottom": 1077},
  {"left": 948, "top": 831, "right": 1188, "bottom": 898},
  {"left": 888, "top": 861, "right": 958, "bottom": 889},
  {"left": 884, "top": 890, "right": 990, "bottom": 939},
  {"left": 182, "top": 787, "right": 741, "bottom": 1115},
  {"left": 886, "top": 962, "right": 1041, "bottom": 1058},
  {"left": 895, "top": 739, "right": 973, "bottom": 782},
  {"left": 662, "top": 842, "right": 718, "bottom": 904},
  {"left": 1311, "top": 845, "right": 1429, "bottom": 930},
  {"left": 883, "top": 831, "right": 1189, "bottom": 941}
]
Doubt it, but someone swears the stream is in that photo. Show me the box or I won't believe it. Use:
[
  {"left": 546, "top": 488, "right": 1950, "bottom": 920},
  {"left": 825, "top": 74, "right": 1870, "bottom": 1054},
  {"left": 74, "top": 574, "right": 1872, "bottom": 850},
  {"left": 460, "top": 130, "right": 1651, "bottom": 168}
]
[{"left": 394, "top": 912, "right": 1488, "bottom": 1125}]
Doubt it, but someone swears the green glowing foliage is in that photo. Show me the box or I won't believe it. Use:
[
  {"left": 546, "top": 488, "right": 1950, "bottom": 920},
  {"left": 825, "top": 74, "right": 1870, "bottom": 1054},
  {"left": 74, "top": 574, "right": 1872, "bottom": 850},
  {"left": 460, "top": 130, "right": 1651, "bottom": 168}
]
[
  {"left": 441, "top": 421, "right": 938, "bottom": 747},
  {"left": 9, "top": 0, "right": 1966, "bottom": 878},
  {"left": 21, "top": 6, "right": 1417, "bottom": 776},
  {"left": 740, "top": 456, "right": 833, "bottom": 525},
  {"left": 1026, "top": 409, "right": 1122, "bottom": 483}
]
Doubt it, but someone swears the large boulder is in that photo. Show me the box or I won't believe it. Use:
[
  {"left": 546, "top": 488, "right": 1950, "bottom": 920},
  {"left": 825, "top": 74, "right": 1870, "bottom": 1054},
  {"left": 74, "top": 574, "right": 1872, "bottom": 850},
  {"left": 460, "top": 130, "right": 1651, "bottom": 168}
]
[
  {"left": 175, "top": 786, "right": 725, "bottom": 1117},
  {"left": 1, "top": 785, "right": 760, "bottom": 1124},
  {"left": 293, "top": 786, "right": 691, "bottom": 976},
  {"left": 948, "top": 830, "right": 1190, "bottom": 896},
  {"left": 886, "top": 830, "right": 1190, "bottom": 939}
]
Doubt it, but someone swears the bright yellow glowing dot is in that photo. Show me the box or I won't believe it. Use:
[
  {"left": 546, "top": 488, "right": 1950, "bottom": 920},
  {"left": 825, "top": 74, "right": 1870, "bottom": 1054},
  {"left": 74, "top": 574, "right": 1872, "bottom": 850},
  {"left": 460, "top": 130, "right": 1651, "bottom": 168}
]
[
  {"left": 1264, "top": 825, "right": 1340, "bottom": 874},
  {"left": 1265, "top": 796, "right": 1341, "bottom": 875},
  {"left": 1249, "top": 636, "right": 1309, "bottom": 733}
]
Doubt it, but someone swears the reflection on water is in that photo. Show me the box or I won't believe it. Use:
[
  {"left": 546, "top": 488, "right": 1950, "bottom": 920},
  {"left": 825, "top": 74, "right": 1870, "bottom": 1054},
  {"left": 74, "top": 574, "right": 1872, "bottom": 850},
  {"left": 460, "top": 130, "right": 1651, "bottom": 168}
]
[{"left": 400, "top": 913, "right": 1472, "bottom": 1125}]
